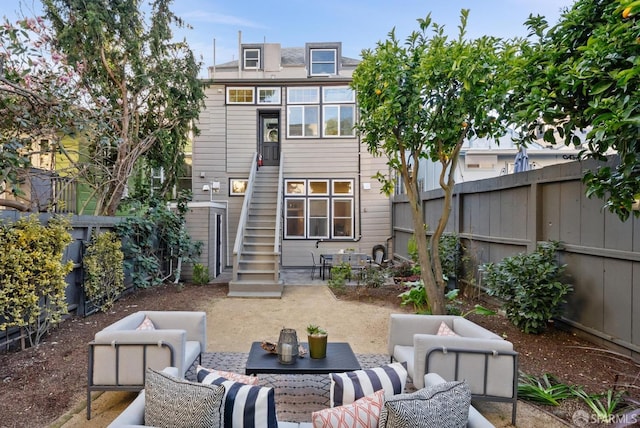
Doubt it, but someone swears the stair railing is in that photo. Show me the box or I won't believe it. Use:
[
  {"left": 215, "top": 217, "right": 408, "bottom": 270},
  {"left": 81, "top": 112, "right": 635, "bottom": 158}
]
[
  {"left": 232, "top": 152, "right": 259, "bottom": 281},
  {"left": 273, "top": 153, "right": 284, "bottom": 281}
]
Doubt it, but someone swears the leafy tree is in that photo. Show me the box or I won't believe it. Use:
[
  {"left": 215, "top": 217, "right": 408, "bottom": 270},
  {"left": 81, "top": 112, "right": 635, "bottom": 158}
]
[
  {"left": 352, "top": 11, "right": 522, "bottom": 314},
  {"left": 511, "top": 0, "right": 640, "bottom": 221},
  {"left": 0, "top": 16, "right": 80, "bottom": 211},
  {"left": 43, "top": 0, "right": 204, "bottom": 215}
]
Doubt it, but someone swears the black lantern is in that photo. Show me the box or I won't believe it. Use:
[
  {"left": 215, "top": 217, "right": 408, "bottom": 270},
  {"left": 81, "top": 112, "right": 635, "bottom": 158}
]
[{"left": 277, "top": 328, "right": 299, "bottom": 364}]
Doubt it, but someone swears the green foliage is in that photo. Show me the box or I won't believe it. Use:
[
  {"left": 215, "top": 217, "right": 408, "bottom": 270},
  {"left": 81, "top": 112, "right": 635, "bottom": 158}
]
[
  {"left": 328, "top": 263, "right": 351, "bottom": 290},
  {"left": 398, "top": 280, "right": 429, "bottom": 314},
  {"left": 512, "top": 0, "right": 640, "bottom": 221},
  {"left": 352, "top": 10, "right": 521, "bottom": 314},
  {"left": 438, "top": 234, "right": 461, "bottom": 281},
  {"left": 444, "top": 289, "right": 496, "bottom": 318},
  {"left": 572, "top": 388, "right": 628, "bottom": 423},
  {"left": 518, "top": 373, "right": 575, "bottom": 406},
  {"left": 407, "top": 235, "right": 419, "bottom": 263},
  {"left": 114, "top": 200, "right": 202, "bottom": 288},
  {"left": 42, "top": 0, "right": 205, "bottom": 215},
  {"left": 0, "top": 215, "right": 74, "bottom": 346},
  {"left": 359, "top": 266, "right": 386, "bottom": 288},
  {"left": 83, "top": 231, "right": 125, "bottom": 312},
  {"left": 306, "top": 324, "right": 327, "bottom": 336},
  {"left": 0, "top": 16, "right": 80, "bottom": 201},
  {"left": 192, "top": 263, "right": 210, "bottom": 285},
  {"left": 483, "top": 242, "right": 572, "bottom": 334}
]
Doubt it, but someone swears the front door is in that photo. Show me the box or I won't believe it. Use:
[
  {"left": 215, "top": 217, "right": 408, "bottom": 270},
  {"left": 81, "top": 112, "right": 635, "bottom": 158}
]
[{"left": 259, "top": 112, "right": 280, "bottom": 166}]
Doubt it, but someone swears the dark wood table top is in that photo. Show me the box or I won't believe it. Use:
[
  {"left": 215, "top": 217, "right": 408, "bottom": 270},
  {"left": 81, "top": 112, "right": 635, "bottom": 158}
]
[{"left": 245, "top": 341, "right": 361, "bottom": 375}]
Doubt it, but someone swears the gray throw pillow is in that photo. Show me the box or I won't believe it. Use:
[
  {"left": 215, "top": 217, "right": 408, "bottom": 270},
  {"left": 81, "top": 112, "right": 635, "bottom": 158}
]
[
  {"left": 379, "top": 380, "right": 471, "bottom": 428},
  {"left": 145, "top": 368, "right": 225, "bottom": 428}
]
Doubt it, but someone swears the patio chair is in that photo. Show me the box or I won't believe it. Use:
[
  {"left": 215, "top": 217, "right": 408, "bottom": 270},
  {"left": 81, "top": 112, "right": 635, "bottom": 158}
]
[
  {"left": 310, "top": 251, "right": 323, "bottom": 279},
  {"left": 388, "top": 314, "right": 518, "bottom": 425}
]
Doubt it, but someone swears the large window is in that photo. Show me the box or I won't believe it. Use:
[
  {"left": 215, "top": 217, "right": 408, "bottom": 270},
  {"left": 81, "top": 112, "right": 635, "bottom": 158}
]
[
  {"left": 310, "top": 49, "right": 337, "bottom": 75},
  {"left": 287, "top": 86, "right": 355, "bottom": 138},
  {"left": 284, "top": 179, "right": 354, "bottom": 239}
]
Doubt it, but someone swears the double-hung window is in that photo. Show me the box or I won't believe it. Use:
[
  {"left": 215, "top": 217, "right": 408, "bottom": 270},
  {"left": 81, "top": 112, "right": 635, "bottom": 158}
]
[
  {"left": 243, "top": 48, "right": 260, "bottom": 69},
  {"left": 310, "top": 49, "right": 337, "bottom": 76}
]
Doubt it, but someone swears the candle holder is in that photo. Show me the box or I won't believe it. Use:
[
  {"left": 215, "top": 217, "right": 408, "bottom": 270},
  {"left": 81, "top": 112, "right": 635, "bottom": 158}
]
[{"left": 277, "top": 328, "right": 299, "bottom": 364}]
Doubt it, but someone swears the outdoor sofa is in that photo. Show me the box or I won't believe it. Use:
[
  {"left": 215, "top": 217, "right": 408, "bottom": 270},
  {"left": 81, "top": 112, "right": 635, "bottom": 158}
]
[
  {"left": 107, "top": 366, "right": 495, "bottom": 428},
  {"left": 388, "top": 313, "right": 518, "bottom": 425},
  {"left": 87, "top": 310, "right": 207, "bottom": 419}
]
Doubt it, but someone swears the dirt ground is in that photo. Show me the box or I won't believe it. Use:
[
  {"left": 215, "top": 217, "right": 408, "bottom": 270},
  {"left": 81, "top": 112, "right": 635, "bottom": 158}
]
[{"left": 1, "top": 277, "right": 638, "bottom": 428}]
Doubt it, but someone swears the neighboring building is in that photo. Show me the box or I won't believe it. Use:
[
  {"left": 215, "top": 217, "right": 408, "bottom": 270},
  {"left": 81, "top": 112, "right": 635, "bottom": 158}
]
[{"left": 187, "top": 39, "right": 391, "bottom": 296}]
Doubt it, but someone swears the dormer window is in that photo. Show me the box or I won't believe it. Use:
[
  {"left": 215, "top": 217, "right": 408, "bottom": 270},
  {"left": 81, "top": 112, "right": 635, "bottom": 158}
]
[
  {"left": 243, "top": 48, "right": 260, "bottom": 69},
  {"left": 310, "top": 49, "right": 337, "bottom": 76}
]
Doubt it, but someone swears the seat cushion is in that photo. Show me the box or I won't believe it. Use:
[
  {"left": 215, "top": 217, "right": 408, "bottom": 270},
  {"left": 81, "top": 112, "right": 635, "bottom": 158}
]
[
  {"left": 392, "top": 346, "right": 415, "bottom": 383},
  {"left": 378, "top": 380, "right": 470, "bottom": 428},
  {"left": 144, "top": 368, "right": 224, "bottom": 428},
  {"left": 329, "top": 362, "right": 407, "bottom": 407}
]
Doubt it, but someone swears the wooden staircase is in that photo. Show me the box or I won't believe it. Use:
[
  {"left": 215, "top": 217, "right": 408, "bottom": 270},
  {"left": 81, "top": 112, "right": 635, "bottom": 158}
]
[{"left": 228, "top": 166, "right": 283, "bottom": 297}]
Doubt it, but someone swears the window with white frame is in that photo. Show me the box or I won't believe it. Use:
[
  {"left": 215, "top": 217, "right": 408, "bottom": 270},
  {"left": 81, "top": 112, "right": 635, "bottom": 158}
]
[
  {"left": 310, "top": 49, "right": 337, "bottom": 75},
  {"left": 243, "top": 48, "right": 260, "bottom": 69},
  {"left": 284, "top": 179, "right": 354, "bottom": 239},
  {"left": 227, "top": 87, "right": 255, "bottom": 104},
  {"left": 332, "top": 198, "right": 353, "bottom": 238},
  {"left": 258, "top": 87, "right": 281, "bottom": 104},
  {"left": 288, "top": 106, "right": 319, "bottom": 137},
  {"left": 287, "top": 86, "right": 355, "bottom": 138}
]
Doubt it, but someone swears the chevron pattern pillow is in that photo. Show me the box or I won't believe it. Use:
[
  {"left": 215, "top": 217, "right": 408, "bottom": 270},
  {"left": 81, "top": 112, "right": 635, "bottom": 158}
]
[
  {"left": 144, "top": 368, "right": 224, "bottom": 428},
  {"left": 197, "top": 366, "right": 277, "bottom": 428},
  {"left": 378, "top": 380, "right": 470, "bottom": 428},
  {"left": 312, "top": 389, "right": 384, "bottom": 428},
  {"left": 330, "top": 362, "right": 408, "bottom": 407}
]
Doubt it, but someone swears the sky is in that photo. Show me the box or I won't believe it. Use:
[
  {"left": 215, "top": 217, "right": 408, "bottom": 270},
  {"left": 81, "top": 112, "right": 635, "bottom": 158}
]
[{"left": 2, "top": 0, "right": 576, "bottom": 77}]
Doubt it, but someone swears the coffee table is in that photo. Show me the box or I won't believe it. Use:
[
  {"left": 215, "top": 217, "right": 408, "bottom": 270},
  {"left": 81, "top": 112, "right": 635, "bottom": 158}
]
[{"left": 245, "top": 341, "right": 361, "bottom": 375}]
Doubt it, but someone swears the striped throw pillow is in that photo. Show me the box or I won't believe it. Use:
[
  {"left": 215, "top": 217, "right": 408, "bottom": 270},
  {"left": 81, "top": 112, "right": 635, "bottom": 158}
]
[
  {"left": 197, "top": 366, "right": 277, "bottom": 428},
  {"left": 330, "top": 362, "right": 408, "bottom": 407}
]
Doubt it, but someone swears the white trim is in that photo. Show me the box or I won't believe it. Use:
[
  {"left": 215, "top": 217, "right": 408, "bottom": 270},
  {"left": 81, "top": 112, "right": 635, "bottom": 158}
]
[
  {"left": 226, "top": 87, "right": 255, "bottom": 104},
  {"left": 257, "top": 87, "right": 281, "bottom": 104},
  {"left": 243, "top": 48, "right": 260, "bottom": 69}
]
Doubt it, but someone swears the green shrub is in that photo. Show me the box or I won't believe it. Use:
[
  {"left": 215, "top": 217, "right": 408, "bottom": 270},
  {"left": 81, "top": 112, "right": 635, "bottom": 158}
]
[
  {"left": 83, "top": 231, "right": 125, "bottom": 312},
  {"left": 0, "top": 215, "right": 74, "bottom": 346},
  {"left": 328, "top": 262, "right": 351, "bottom": 290},
  {"left": 359, "top": 265, "right": 386, "bottom": 288},
  {"left": 438, "top": 234, "right": 461, "bottom": 281},
  {"left": 398, "top": 280, "right": 429, "bottom": 314},
  {"left": 192, "top": 263, "right": 210, "bottom": 285},
  {"left": 484, "top": 241, "right": 572, "bottom": 334}
]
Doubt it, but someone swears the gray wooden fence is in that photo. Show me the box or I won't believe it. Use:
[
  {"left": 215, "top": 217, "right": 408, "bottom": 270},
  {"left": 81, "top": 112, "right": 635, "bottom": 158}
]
[{"left": 392, "top": 156, "right": 640, "bottom": 359}]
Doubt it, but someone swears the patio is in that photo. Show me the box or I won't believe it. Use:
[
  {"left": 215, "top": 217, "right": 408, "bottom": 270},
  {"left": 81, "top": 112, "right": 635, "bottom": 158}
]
[{"left": 54, "top": 270, "right": 569, "bottom": 428}]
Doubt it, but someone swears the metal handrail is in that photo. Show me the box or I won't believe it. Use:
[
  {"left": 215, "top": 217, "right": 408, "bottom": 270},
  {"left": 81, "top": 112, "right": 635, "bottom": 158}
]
[
  {"left": 232, "top": 152, "right": 259, "bottom": 262},
  {"left": 274, "top": 153, "right": 284, "bottom": 254}
]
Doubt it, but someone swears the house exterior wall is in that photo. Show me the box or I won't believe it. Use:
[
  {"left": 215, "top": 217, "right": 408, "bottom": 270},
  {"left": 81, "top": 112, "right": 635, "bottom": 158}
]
[{"left": 190, "top": 42, "right": 391, "bottom": 269}]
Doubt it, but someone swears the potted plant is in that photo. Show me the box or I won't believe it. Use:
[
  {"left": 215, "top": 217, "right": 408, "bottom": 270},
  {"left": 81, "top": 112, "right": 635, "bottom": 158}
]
[{"left": 306, "top": 324, "right": 328, "bottom": 359}]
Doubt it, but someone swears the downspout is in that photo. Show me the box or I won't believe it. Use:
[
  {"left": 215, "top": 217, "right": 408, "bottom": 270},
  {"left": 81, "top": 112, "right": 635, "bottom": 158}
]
[{"left": 238, "top": 31, "right": 242, "bottom": 78}]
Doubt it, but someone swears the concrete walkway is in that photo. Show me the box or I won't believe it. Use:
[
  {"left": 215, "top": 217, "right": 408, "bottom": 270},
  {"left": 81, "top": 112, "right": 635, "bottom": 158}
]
[{"left": 52, "top": 269, "right": 569, "bottom": 427}]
